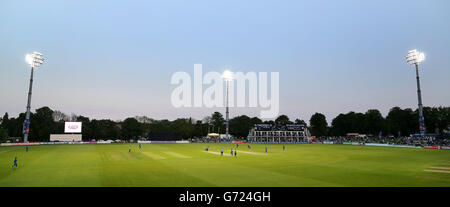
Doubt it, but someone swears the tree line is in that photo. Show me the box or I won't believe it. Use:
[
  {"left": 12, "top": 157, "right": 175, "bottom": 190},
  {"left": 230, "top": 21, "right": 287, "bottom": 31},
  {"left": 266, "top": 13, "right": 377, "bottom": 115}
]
[
  {"left": 310, "top": 106, "right": 450, "bottom": 137},
  {"left": 0, "top": 106, "right": 449, "bottom": 142}
]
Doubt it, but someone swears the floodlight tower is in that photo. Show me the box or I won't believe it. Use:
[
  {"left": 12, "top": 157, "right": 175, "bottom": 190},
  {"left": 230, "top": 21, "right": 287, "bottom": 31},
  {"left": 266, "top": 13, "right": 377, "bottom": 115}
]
[
  {"left": 406, "top": 49, "right": 426, "bottom": 135},
  {"left": 222, "top": 70, "right": 234, "bottom": 140},
  {"left": 23, "top": 52, "right": 44, "bottom": 142}
]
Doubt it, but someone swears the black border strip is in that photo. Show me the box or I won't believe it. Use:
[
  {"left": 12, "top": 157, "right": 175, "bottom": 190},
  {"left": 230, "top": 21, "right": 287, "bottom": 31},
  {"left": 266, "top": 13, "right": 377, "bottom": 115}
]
[{"left": 1, "top": 187, "right": 448, "bottom": 206}]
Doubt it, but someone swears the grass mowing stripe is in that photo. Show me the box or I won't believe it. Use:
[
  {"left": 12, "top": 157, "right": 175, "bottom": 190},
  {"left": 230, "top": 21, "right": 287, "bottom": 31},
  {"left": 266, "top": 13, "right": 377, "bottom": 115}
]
[
  {"left": 122, "top": 152, "right": 137, "bottom": 160},
  {"left": 424, "top": 169, "right": 450, "bottom": 174},
  {"left": 202, "top": 151, "right": 232, "bottom": 157},
  {"left": 162, "top": 151, "right": 191, "bottom": 158},
  {"left": 429, "top": 166, "right": 450, "bottom": 170},
  {"left": 142, "top": 152, "right": 166, "bottom": 159},
  {"left": 237, "top": 150, "right": 268, "bottom": 156},
  {"left": 0, "top": 148, "right": 16, "bottom": 154}
]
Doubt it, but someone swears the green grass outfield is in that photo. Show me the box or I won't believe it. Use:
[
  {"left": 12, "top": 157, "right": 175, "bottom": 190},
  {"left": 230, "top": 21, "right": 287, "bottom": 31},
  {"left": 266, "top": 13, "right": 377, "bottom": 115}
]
[{"left": 0, "top": 143, "right": 449, "bottom": 187}]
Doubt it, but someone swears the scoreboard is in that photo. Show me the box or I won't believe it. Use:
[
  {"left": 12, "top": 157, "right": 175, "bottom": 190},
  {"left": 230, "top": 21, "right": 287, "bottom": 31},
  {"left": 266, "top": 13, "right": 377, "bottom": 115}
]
[
  {"left": 253, "top": 124, "right": 305, "bottom": 131},
  {"left": 285, "top": 124, "right": 305, "bottom": 131},
  {"left": 254, "top": 124, "right": 272, "bottom": 131}
]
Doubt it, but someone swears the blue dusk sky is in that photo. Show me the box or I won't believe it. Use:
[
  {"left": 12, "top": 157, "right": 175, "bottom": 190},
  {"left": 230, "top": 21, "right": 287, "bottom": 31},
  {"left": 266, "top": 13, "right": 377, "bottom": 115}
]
[{"left": 1, "top": 0, "right": 449, "bottom": 123}]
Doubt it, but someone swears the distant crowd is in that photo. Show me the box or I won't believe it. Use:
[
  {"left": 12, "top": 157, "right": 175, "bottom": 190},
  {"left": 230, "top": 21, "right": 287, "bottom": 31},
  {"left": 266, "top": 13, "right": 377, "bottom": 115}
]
[
  {"left": 316, "top": 136, "right": 450, "bottom": 146},
  {"left": 191, "top": 135, "right": 450, "bottom": 146}
]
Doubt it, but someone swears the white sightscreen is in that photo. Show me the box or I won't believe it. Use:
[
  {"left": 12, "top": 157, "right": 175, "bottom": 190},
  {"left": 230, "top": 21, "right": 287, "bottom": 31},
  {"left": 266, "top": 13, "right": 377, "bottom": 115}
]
[{"left": 50, "top": 134, "right": 82, "bottom": 142}]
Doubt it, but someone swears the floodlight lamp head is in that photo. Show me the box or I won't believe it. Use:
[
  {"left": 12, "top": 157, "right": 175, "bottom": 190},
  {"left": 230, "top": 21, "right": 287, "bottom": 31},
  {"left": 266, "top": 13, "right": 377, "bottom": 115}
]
[
  {"left": 25, "top": 52, "right": 44, "bottom": 68},
  {"left": 222, "top": 70, "right": 234, "bottom": 81},
  {"left": 406, "top": 49, "right": 425, "bottom": 65}
]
